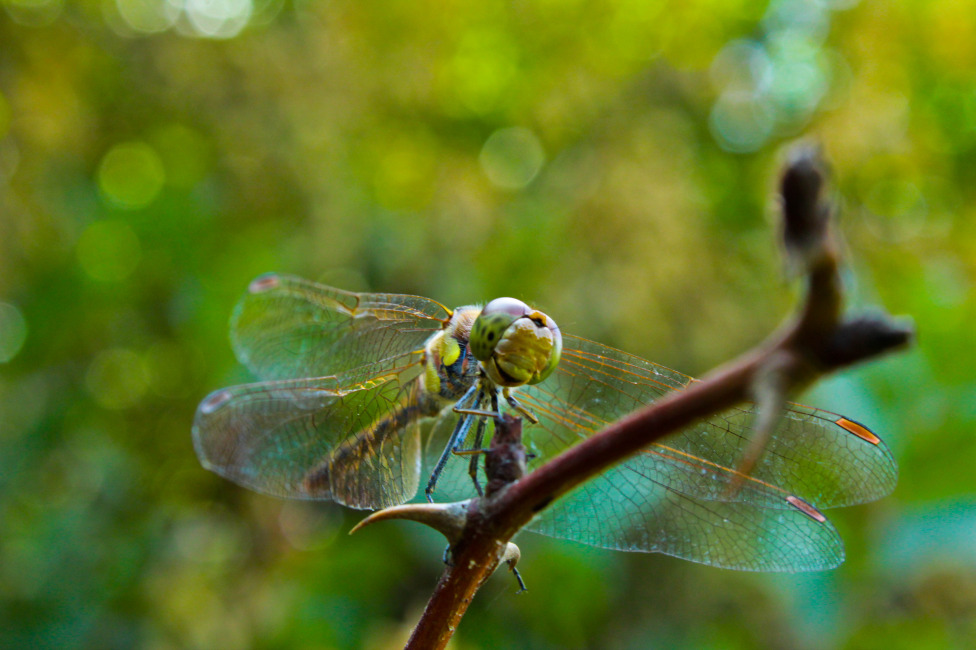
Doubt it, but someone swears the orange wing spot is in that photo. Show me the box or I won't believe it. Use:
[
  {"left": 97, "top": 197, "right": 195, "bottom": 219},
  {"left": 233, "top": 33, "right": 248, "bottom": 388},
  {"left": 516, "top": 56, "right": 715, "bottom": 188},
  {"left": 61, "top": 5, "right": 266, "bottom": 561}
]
[
  {"left": 786, "top": 495, "right": 827, "bottom": 523},
  {"left": 836, "top": 417, "right": 881, "bottom": 445}
]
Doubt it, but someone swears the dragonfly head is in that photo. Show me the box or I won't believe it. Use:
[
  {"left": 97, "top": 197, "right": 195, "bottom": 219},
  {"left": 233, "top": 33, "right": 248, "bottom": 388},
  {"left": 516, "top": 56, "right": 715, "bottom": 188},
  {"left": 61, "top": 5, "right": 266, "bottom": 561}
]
[{"left": 470, "top": 297, "right": 562, "bottom": 387}]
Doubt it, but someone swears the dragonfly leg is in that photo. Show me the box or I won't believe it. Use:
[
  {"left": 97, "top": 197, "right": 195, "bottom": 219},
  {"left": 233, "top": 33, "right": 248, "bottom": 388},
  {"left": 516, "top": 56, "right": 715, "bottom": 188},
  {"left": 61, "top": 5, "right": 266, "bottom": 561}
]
[
  {"left": 426, "top": 383, "right": 482, "bottom": 502},
  {"left": 511, "top": 566, "right": 528, "bottom": 594},
  {"left": 464, "top": 416, "right": 489, "bottom": 497},
  {"left": 503, "top": 388, "right": 538, "bottom": 424},
  {"left": 455, "top": 390, "right": 500, "bottom": 497},
  {"left": 453, "top": 407, "right": 499, "bottom": 418}
]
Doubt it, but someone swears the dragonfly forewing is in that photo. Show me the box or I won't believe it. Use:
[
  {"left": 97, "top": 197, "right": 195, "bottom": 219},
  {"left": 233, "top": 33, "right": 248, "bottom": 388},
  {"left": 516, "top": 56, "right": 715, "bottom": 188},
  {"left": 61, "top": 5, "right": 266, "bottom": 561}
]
[{"left": 232, "top": 273, "right": 450, "bottom": 381}]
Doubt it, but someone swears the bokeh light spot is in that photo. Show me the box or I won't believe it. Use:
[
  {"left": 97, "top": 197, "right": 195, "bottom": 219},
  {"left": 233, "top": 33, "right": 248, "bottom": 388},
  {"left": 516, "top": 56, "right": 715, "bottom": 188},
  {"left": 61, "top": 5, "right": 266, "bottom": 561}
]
[
  {"left": 3, "top": 0, "right": 64, "bottom": 26},
  {"left": 77, "top": 220, "right": 142, "bottom": 282},
  {"left": 479, "top": 127, "right": 546, "bottom": 190},
  {"left": 85, "top": 348, "right": 149, "bottom": 409},
  {"left": 0, "top": 302, "right": 28, "bottom": 363},
  {"left": 98, "top": 141, "right": 166, "bottom": 209},
  {"left": 115, "top": 0, "right": 180, "bottom": 33},
  {"left": 184, "top": 0, "right": 252, "bottom": 39},
  {"left": 767, "top": 36, "right": 828, "bottom": 119},
  {"left": 710, "top": 40, "right": 772, "bottom": 95},
  {"left": 762, "top": 0, "right": 830, "bottom": 44},
  {"left": 709, "top": 91, "right": 775, "bottom": 154}
]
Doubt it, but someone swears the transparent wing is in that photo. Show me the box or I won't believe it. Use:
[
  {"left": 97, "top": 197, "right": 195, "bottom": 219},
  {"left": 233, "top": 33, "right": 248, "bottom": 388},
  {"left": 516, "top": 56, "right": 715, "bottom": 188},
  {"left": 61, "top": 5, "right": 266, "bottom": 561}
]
[
  {"left": 514, "top": 335, "right": 895, "bottom": 570},
  {"left": 528, "top": 466, "right": 844, "bottom": 572},
  {"left": 192, "top": 356, "right": 429, "bottom": 509},
  {"left": 231, "top": 273, "right": 451, "bottom": 381},
  {"left": 519, "top": 335, "right": 896, "bottom": 510}
]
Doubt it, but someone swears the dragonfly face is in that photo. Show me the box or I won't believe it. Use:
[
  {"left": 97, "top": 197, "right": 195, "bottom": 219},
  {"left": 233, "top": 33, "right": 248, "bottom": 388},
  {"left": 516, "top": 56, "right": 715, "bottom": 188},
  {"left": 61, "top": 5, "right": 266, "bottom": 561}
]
[
  {"left": 469, "top": 297, "right": 562, "bottom": 387},
  {"left": 193, "top": 274, "right": 897, "bottom": 572}
]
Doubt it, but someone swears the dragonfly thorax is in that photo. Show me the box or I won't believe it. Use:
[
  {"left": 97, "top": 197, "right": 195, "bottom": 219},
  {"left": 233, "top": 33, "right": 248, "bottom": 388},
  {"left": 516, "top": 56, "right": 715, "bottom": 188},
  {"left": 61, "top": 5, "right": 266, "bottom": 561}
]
[{"left": 421, "top": 306, "right": 482, "bottom": 405}]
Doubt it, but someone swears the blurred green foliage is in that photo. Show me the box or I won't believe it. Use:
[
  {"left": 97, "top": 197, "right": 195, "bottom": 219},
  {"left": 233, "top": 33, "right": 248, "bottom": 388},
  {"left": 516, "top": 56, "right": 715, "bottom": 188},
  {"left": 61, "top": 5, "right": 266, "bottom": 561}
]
[{"left": 2, "top": 0, "right": 975, "bottom": 648}]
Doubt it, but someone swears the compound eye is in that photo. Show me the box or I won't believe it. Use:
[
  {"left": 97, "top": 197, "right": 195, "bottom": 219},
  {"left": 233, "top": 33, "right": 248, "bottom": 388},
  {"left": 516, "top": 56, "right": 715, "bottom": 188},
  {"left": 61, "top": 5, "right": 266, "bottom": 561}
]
[
  {"left": 482, "top": 297, "right": 532, "bottom": 320},
  {"left": 469, "top": 298, "right": 531, "bottom": 362},
  {"left": 528, "top": 314, "right": 562, "bottom": 385}
]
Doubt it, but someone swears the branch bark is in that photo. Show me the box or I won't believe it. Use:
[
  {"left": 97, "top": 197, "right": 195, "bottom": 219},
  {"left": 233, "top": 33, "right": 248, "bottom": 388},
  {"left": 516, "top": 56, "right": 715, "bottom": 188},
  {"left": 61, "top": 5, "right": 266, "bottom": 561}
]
[{"left": 401, "top": 147, "right": 912, "bottom": 649}]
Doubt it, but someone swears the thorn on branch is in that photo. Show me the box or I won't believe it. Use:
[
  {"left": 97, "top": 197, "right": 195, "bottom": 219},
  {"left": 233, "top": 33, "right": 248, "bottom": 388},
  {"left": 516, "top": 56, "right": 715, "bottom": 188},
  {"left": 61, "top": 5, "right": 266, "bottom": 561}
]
[{"left": 349, "top": 501, "right": 469, "bottom": 544}]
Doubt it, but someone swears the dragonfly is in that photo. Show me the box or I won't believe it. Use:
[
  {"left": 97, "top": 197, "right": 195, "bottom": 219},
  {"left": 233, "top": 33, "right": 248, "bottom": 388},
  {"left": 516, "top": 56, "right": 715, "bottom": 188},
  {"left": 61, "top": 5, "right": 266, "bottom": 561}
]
[{"left": 193, "top": 273, "right": 897, "bottom": 572}]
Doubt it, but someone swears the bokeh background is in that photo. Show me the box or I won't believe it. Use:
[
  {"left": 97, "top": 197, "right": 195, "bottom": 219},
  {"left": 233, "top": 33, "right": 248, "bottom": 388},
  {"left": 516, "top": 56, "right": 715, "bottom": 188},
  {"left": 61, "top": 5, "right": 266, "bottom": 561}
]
[{"left": 2, "top": 0, "right": 975, "bottom": 648}]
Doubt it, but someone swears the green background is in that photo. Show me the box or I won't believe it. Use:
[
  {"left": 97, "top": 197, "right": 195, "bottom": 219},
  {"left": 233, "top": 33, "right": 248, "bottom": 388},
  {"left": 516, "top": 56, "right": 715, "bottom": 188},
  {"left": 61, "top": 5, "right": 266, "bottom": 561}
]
[{"left": 2, "top": 0, "right": 975, "bottom": 648}]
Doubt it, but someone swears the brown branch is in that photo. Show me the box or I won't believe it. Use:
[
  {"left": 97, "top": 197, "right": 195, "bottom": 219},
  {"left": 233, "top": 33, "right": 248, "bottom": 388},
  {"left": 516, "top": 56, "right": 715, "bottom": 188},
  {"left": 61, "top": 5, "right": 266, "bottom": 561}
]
[{"left": 402, "top": 147, "right": 913, "bottom": 649}]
